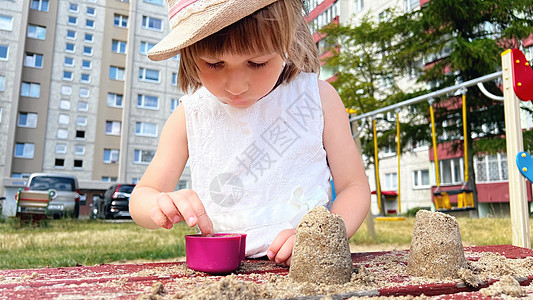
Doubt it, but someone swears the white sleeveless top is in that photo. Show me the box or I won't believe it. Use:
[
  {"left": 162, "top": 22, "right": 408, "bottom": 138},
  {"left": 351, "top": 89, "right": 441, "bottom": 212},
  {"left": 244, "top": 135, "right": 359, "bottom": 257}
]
[{"left": 181, "top": 72, "right": 332, "bottom": 257}]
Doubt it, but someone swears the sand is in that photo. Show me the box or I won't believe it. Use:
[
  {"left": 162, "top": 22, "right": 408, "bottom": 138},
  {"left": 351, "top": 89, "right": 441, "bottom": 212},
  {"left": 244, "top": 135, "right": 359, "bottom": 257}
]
[
  {"left": 407, "top": 210, "right": 467, "bottom": 279},
  {"left": 289, "top": 206, "right": 353, "bottom": 285},
  {"left": 132, "top": 209, "right": 533, "bottom": 299},
  {"left": 129, "top": 250, "right": 533, "bottom": 299}
]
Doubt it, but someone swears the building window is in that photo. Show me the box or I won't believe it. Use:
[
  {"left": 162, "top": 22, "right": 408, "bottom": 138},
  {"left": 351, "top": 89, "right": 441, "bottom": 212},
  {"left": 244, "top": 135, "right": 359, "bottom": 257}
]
[
  {"left": 58, "top": 113, "right": 69, "bottom": 125},
  {"left": 55, "top": 158, "right": 65, "bottom": 167},
  {"left": 142, "top": 16, "right": 162, "bottom": 31},
  {"left": 68, "top": 16, "right": 78, "bottom": 26},
  {"left": 354, "top": 0, "right": 364, "bottom": 12},
  {"left": 63, "top": 71, "right": 73, "bottom": 81},
  {"left": 56, "top": 144, "right": 67, "bottom": 154},
  {"left": 18, "top": 112, "right": 38, "bottom": 128},
  {"left": 170, "top": 98, "right": 179, "bottom": 112},
  {"left": 114, "top": 14, "right": 128, "bottom": 28},
  {"left": 82, "top": 60, "right": 91, "bottom": 69},
  {"left": 78, "top": 101, "right": 89, "bottom": 111},
  {"left": 24, "top": 53, "right": 43, "bottom": 68},
  {"left": 0, "top": 15, "right": 14, "bottom": 31},
  {"left": 74, "top": 160, "right": 83, "bottom": 168},
  {"left": 383, "top": 172, "right": 398, "bottom": 190},
  {"left": 59, "top": 100, "right": 71, "bottom": 110},
  {"left": 101, "top": 177, "right": 118, "bottom": 182},
  {"left": 404, "top": 0, "right": 418, "bottom": 12},
  {"left": 437, "top": 158, "right": 463, "bottom": 185},
  {"left": 140, "top": 41, "right": 155, "bottom": 55},
  {"left": 86, "top": 7, "right": 96, "bottom": 16},
  {"left": 139, "top": 67, "right": 160, "bottom": 83},
  {"left": 79, "top": 88, "right": 89, "bottom": 98},
  {"left": 76, "top": 130, "right": 86, "bottom": 139},
  {"left": 112, "top": 40, "right": 127, "bottom": 54},
  {"left": 83, "top": 46, "right": 93, "bottom": 56},
  {"left": 110, "top": 66, "right": 125, "bottom": 80},
  {"left": 0, "top": 45, "right": 8, "bottom": 60},
  {"left": 474, "top": 154, "right": 508, "bottom": 182},
  {"left": 21, "top": 82, "right": 40, "bottom": 98},
  {"left": 84, "top": 33, "right": 94, "bottom": 43},
  {"left": 80, "top": 73, "right": 90, "bottom": 83},
  {"left": 135, "top": 122, "right": 158, "bottom": 137},
  {"left": 12, "top": 173, "right": 32, "bottom": 179},
  {"left": 69, "top": 3, "right": 79, "bottom": 12},
  {"left": 144, "top": 0, "right": 163, "bottom": 5},
  {"left": 103, "top": 149, "right": 119, "bottom": 163},
  {"left": 66, "top": 30, "right": 76, "bottom": 39},
  {"left": 28, "top": 24, "right": 46, "bottom": 40},
  {"left": 74, "top": 145, "right": 85, "bottom": 155},
  {"left": 85, "top": 19, "right": 95, "bottom": 29},
  {"left": 76, "top": 116, "right": 87, "bottom": 126},
  {"left": 64, "top": 56, "right": 74, "bottom": 67},
  {"left": 65, "top": 43, "right": 75, "bottom": 53},
  {"left": 105, "top": 121, "right": 121, "bottom": 135},
  {"left": 177, "top": 180, "right": 188, "bottom": 190},
  {"left": 107, "top": 93, "right": 123, "bottom": 107},
  {"left": 15, "top": 143, "right": 35, "bottom": 159},
  {"left": 0, "top": 75, "right": 4, "bottom": 92},
  {"left": 57, "top": 128, "right": 68, "bottom": 139},
  {"left": 171, "top": 72, "right": 177, "bottom": 86},
  {"left": 137, "top": 94, "right": 159, "bottom": 110},
  {"left": 61, "top": 85, "right": 72, "bottom": 95},
  {"left": 31, "top": 0, "right": 49, "bottom": 12},
  {"left": 412, "top": 169, "right": 430, "bottom": 188},
  {"left": 134, "top": 149, "right": 155, "bottom": 164}
]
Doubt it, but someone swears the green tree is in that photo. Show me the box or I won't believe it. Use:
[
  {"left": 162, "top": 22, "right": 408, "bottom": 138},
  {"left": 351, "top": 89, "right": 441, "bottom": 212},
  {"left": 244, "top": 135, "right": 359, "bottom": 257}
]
[{"left": 323, "top": 0, "right": 533, "bottom": 210}]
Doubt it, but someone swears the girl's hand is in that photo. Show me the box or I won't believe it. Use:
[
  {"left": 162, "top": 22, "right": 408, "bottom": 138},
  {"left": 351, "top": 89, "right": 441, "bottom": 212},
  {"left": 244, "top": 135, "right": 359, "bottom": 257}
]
[
  {"left": 149, "top": 189, "right": 214, "bottom": 236},
  {"left": 267, "top": 228, "right": 296, "bottom": 266}
]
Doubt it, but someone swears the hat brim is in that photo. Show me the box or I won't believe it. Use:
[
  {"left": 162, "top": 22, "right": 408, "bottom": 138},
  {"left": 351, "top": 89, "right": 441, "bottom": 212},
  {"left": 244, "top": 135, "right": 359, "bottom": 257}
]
[{"left": 148, "top": 0, "right": 278, "bottom": 61}]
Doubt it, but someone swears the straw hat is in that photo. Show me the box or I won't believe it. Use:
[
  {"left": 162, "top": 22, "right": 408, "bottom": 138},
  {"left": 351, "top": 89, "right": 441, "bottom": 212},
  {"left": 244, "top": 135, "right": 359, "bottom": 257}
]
[{"left": 148, "top": 0, "right": 279, "bottom": 61}]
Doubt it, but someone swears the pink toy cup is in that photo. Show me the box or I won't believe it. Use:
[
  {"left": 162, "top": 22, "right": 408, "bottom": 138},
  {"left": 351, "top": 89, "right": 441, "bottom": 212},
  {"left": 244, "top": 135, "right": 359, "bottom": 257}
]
[{"left": 185, "top": 233, "right": 247, "bottom": 274}]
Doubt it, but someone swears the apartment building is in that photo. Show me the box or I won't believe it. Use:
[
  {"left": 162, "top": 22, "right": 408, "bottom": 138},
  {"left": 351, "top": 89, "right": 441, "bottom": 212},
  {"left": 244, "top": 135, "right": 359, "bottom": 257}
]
[
  {"left": 308, "top": 0, "right": 433, "bottom": 215},
  {"left": 0, "top": 0, "right": 190, "bottom": 214}
]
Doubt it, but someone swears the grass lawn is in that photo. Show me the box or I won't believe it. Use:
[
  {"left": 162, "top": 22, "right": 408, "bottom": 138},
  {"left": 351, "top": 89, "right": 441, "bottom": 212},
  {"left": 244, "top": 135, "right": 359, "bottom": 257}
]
[{"left": 0, "top": 216, "right": 528, "bottom": 270}]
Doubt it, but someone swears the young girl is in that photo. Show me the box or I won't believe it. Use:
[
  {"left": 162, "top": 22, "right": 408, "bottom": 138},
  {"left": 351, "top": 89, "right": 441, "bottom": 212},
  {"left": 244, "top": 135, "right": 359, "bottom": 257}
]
[{"left": 130, "top": 0, "right": 370, "bottom": 266}]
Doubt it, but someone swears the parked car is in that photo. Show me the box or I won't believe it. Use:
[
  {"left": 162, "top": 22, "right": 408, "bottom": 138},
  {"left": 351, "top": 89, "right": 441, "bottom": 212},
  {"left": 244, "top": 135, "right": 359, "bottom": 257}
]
[
  {"left": 26, "top": 173, "right": 80, "bottom": 218},
  {"left": 91, "top": 183, "right": 135, "bottom": 219}
]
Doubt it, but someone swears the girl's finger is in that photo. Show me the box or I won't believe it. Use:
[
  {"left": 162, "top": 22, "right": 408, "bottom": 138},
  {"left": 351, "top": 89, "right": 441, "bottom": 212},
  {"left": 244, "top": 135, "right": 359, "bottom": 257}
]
[
  {"left": 156, "top": 193, "right": 183, "bottom": 224},
  {"left": 267, "top": 229, "right": 295, "bottom": 262},
  {"left": 172, "top": 190, "right": 214, "bottom": 236},
  {"left": 273, "top": 234, "right": 295, "bottom": 266},
  {"left": 150, "top": 206, "right": 173, "bottom": 229}
]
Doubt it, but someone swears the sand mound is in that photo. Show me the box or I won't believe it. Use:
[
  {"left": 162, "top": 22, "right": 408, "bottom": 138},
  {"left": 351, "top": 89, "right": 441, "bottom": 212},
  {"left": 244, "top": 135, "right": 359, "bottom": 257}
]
[
  {"left": 289, "top": 206, "right": 353, "bottom": 284},
  {"left": 407, "top": 210, "right": 467, "bottom": 279}
]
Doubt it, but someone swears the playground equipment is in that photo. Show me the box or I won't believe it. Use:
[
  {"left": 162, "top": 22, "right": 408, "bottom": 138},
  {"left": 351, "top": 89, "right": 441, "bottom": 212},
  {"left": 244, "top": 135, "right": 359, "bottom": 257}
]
[
  {"left": 15, "top": 188, "right": 51, "bottom": 225},
  {"left": 517, "top": 152, "right": 533, "bottom": 182},
  {"left": 429, "top": 91, "right": 475, "bottom": 211},
  {"left": 350, "top": 48, "right": 531, "bottom": 248},
  {"left": 372, "top": 115, "right": 405, "bottom": 221},
  {"left": 502, "top": 48, "right": 533, "bottom": 248}
]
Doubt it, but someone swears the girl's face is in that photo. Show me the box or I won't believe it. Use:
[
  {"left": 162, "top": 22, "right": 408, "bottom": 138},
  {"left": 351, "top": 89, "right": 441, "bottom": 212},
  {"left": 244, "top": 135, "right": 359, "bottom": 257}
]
[{"left": 194, "top": 51, "right": 285, "bottom": 109}]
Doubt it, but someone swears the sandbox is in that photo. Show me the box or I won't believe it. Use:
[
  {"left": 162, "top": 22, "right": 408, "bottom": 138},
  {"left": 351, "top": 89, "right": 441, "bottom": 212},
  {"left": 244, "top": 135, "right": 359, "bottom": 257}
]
[{"left": 1, "top": 245, "right": 533, "bottom": 299}]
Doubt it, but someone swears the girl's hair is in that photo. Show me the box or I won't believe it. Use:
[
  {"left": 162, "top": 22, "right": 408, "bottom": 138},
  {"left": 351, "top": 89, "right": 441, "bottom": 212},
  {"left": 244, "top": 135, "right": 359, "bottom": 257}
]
[{"left": 178, "top": 0, "right": 319, "bottom": 93}]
